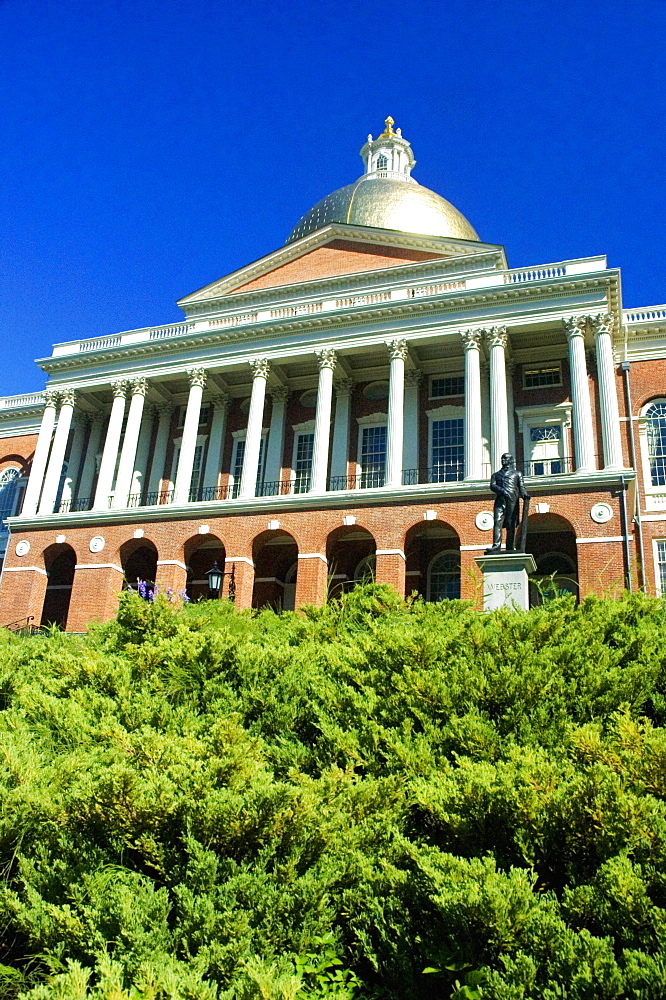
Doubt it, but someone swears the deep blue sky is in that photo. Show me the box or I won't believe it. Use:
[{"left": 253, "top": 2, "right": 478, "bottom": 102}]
[{"left": 1, "top": 0, "right": 665, "bottom": 395}]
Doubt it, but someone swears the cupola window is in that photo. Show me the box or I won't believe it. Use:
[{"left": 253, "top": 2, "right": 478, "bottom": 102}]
[{"left": 376, "top": 154, "right": 388, "bottom": 170}]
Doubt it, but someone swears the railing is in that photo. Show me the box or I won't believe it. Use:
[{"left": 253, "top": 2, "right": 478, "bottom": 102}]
[
  {"left": 43, "top": 457, "right": 578, "bottom": 519},
  {"left": 624, "top": 305, "right": 666, "bottom": 324},
  {"left": 505, "top": 265, "right": 567, "bottom": 283},
  {"left": 0, "top": 392, "right": 44, "bottom": 409},
  {"left": 47, "top": 257, "right": 609, "bottom": 358},
  {"left": 4, "top": 615, "right": 46, "bottom": 635},
  {"left": 402, "top": 465, "right": 465, "bottom": 485}
]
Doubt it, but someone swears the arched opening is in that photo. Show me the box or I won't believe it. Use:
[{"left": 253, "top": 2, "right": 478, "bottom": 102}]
[
  {"left": 184, "top": 535, "right": 227, "bottom": 602},
  {"left": 326, "top": 525, "right": 376, "bottom": 598},
  {"left": 121, "top": 540, "right": 158, "bottom": 597},
  {"left": 41, "top": 544, "right": 76, "bottom": 628},
  {"left": 404, "top": 520, "right": 461, "bottom": 601},
  {"left": 526, "top": 513, "right": 578, "bottom": 605},
  {"left": 252, "top": 530, "right": 299, "bottom": 610}
]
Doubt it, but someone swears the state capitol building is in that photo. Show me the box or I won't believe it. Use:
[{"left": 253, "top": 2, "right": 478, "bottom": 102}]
[{"left": 0, "top": 118, "right": 665, "bottom": 629}]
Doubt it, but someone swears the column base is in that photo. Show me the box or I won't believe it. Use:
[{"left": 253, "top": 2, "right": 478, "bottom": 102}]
[{"left": 475, "top": 552, "right": 537, "bottom": 611}]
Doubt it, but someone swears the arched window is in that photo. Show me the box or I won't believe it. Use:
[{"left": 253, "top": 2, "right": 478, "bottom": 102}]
[
  {"left": 646, "top": 402, "right": 666, "bottom": 486},
  {"left": 0, "top": 468, "right": 25, "bottom": 532},
  {"left": 376, "top": 154, "right": 388, "bottom": 170},
  {"left": 427, "top": 552, "right": 461, "bottom": 601},
  {"left": 354, "top": 554, "right": 376, "bottom": 583}
]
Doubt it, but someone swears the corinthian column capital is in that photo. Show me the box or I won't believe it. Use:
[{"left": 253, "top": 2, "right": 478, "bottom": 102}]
[
  {"left": 129, "top": 377, "right": 148, "bottom": 397},
  {"left": 111, "top": 380, "right": 128, "bottom": 399},
  {"left": 589, "top": 312, "right": 615, "bottom": 336},
  {"left": 58, "top": 388, "right": 77, "bottom": 407},
  {"left": 250, "top": 358, "right": 270, "bottom": 380},
  {"left": 43, "top": 389, "right": 59, "bottom": 408},
  {"left": 405, "top": 369, "right": 423, "bottom": 388},
  {"left": 563, "top": 316, "right": 587, "bottom": 340},
  {"left": 461, "top": 328, "right": 482, "bottom": 351},
  {"left": 484, "top": 326, "right": 508, "bottom": 350},
  {"left": 386, "top": 338, "right": 408, "bottom": 361},
  {"left": 187, "top": 368, "right": 207, "bottom": 389},
  {"left": 270, "top": 386, "right": 289, "bottom": 404},
  {"left": 315, "top": 348, "right": 337, "bottom": 370}
]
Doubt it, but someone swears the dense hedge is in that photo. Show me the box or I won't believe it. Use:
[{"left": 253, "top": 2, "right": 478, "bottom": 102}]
[{"left": 2, "top": 586, "right": 666, "bottom": 999}]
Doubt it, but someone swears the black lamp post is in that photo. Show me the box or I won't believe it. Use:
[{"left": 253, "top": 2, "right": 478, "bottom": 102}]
[{"left": 206, "top": 561, "right": 235, "bottom": 602}]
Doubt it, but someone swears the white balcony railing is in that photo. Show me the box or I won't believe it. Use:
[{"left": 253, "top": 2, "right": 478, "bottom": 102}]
[
  {"left": 0, "top": 392, "right": 45, "bottom": 409},
  {"left": 624, "top": 306, "right": 666, "bottom": 325},
  {"left": 48, "top": 256, "right": 608, "bottom": 359}
]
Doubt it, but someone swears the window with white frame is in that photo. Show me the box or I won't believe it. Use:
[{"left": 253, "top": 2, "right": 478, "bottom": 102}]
[
  {"left": 170, "top": 438, "right": 206, "bottom": 500},
  {"left": 427, "top": 405, "right": 465, "bottom": 484},
  {"left": 359, "top": 425, "right": 386, "bottom": 488},
  {"left": 431, "top": 375, "right": 465, "bottom": 399},
  {"left": 431, "top": 418, "right": 464, "bottom": 481},
  {"left": 516, "top": 404, "right": 571, "bottom": 476},
  {"left": 0, "top": 468, "right": 25, "bottom": 540},
  {"left": 656, "top": 540, "right": 666, "bottom": 596},
  {"left": 293, "top": 432, "right": 314, "bottom": 493},
  {"left": 646, "top": 402, "right": 666, "bottom": 487},
  {"left": 176, "top": 404, "right": 210, "bottom": 429},
  {"left": 230, "top": 434, "right": 266, "bottom": 498},
  {"left": 428, "top": 552, "right": 461, "bottom": 601},
  {"left": 522, "top": 364, "right": 562, "bottom": 389}
]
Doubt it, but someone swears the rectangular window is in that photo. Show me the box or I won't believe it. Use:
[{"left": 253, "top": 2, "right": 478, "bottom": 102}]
[
  {"left": 431, "top": 419, "right": 464, "bottom": 482},
  {"left": 230, "top": 437, "right": 266, "bottom": 498},
  {"left": 177, "top": 404, "right": 210, "bottom": 429},
  {"left": 189, "top": 444, "right": 204, "bottom": 499},
  {"left": 360, "top": 425, "right": 386, "bottom": 488},
  {"left": 523, "top": 365, "right": 562, "bottom": 389},
  {"left": 528, "top": 425, "right": 563, "bottom": 475},
  {"left": 658, "top": 540, "right": 666, "bottom": 595},
  {"left": 431, "top": 375, "right": 465, "bottom": 399},
  {"left": 293, "top": 433, "right": 314, "bottom": 493}
]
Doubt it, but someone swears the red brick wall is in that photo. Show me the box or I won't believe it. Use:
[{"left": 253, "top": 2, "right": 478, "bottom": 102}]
[
  {"left": 229, "top": 240, "right": 444, "bottom": 293},
  {"left": 0, "top": 482, "right": 636, "bottom": 630}
]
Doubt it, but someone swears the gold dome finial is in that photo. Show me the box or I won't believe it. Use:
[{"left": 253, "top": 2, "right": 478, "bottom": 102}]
[{"left": 379, "top": 115, "right": 395, "bottom": 138}]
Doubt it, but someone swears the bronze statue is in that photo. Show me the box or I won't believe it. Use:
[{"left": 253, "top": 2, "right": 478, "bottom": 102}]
[{"left": 486, "top": 453, "right": 530, "bottom": 553}]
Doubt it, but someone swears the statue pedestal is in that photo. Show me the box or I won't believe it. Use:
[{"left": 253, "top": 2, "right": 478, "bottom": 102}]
[{"left": 475, "top": 552, "right": 537, "bottom": 611}]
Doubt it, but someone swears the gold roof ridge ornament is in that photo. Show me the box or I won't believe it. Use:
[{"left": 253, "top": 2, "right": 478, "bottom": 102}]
[{"left": 379, "top": 115, "right": 396, "bottom": 138}]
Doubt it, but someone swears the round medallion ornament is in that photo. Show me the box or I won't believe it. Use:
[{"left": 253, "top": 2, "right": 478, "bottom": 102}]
[
  {"left": 15, "top": 540, "right": 30, "bottom": 557},
  {"left": 590, "top": 503, "right": 613, "bottom": 525},
  {"left": 89, "top": 536, "right": 105, "bottom": 553},
  {"left": 475, "top": 511, "right": 494, "bottom": 531}
]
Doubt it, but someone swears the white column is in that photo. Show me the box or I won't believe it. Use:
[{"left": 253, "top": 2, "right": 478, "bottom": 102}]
[
  {"left": 39, "top": 389, "right": 76, "bottom": 514},
  {"left": 174, "top": 369, "right": 206, "bottom": 504},
  {"left": 403, "top": 370, "right": 421, "bottom": 480},
  {"left": 485, "top": 326, "right": 510, "bottom": 470},
  {"left": 564, "top": 317, "right": 596, "bottom": 472},
  {"left": 310, "top": 349, "right": 337, "bottom": 493},
  {"left": 462, "top": 329, "right": 483, "bottom": 479},
  {"left": 94, "top": 381, "right": 127, "bottom": 510},
  {"left": 591, "top": 313, "right": 623, "bottom": 470},
  {"left": 113, "top": 378, "right": 148, "bottom": 508},
  {"left": 386, "top": 339, "right": 408, "bottom": 487},
  {"left": 130, "top": 410, "right": 154, "bottom": 501},
  {"left": 202, "top": 394, "right": 229, "bottom": 495},
  {"left": 59, "top": 414, "right": 87, "bottom": 510},
  {"left": 240, "top": 359, "right": 270, "bottom": 498},
  {"left": 506, "top": 358, "right": 516, "bottom": 457},
  {"left": 264, "top": 388, "right": 287, "bottom": 487},
  {"left": 77, "top": 415, "right": 103, "bottom": 507},
  {"left": 330, "top": 379, "right": 353, "bottom": 484},
  {"left": 147, "top": 406, "right": 173, "bottom": 499},
  {"left": 21, "top": 390, "right": 59, "bottom": 516}
]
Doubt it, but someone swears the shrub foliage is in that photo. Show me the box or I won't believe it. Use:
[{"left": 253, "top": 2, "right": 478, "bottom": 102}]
[{"left": 2, "top": 586, "right": 666, "bottom": 998}]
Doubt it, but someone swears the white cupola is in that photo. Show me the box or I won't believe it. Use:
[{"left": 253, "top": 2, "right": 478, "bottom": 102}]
[{"left": 359, "top": 116, "right": 417, "bottom": 183}]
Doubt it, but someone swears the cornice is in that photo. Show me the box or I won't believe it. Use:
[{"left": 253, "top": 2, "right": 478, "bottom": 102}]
[
  {"left": 38, "top": 273, "right": 617, "bottom": 380},
  {"left": 8, "top": 469, "right": 634, "bottom": 532}
]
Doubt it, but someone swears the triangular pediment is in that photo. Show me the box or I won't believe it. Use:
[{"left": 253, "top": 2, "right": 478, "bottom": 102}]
[{"left": 178, "top": 224, "right": 505, "bottom": 310}]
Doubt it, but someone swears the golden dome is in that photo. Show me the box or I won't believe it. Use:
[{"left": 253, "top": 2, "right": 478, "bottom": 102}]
[
  {"left": 286, "top": 177, "right": 479, "bottom": 244},
  {"left": 286, "top": 118, "right": 479, "bottom": 244}
]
